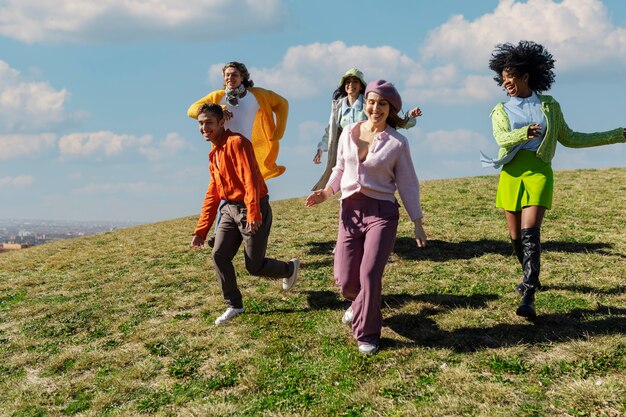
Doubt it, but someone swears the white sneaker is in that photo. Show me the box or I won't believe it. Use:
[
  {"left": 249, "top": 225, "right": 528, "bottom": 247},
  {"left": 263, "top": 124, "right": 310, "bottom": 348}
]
[
  {"left": 342, "top": 306, "right": 353, "bottom": 324},
  {"left": 283, "top": 258, "right": 299, "bottom": 290},
  {"left": 358, "top": 343, "right": 379, "bottom": 355},
  {"left": 214, "top": 307, "right": 244, "bottom": 325}
]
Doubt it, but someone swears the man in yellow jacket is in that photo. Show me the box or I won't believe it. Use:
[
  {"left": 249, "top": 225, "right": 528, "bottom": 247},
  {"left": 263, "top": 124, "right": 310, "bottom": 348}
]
[{"left": 187, "top": 61, "right": 288, "bottom": 180}]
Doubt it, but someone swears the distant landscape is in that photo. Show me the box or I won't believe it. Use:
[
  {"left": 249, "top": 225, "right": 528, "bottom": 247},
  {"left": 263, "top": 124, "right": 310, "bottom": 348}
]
[
  {"left": 0, "top": 219, "right": 141, "bottom": 248},
  {"left": 0, "top": 169, "right": 624, "bottom": 416}
]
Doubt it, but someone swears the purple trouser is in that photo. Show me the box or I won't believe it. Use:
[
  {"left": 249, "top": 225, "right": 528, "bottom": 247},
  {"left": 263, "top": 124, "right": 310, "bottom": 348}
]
[{"left": 334, "top": 193, "right": 399, "bottom": 345}]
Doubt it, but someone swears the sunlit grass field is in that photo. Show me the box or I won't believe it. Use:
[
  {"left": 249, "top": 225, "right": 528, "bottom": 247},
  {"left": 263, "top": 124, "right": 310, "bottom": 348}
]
[{"left": 1, "top": 168, "right": 624, "bottom": 416}]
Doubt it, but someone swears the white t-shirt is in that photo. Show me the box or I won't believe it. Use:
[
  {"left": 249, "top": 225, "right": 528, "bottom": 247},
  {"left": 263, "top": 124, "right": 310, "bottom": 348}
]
[{"left": 222, "top": 91, "right": 259, "bottom": 140}]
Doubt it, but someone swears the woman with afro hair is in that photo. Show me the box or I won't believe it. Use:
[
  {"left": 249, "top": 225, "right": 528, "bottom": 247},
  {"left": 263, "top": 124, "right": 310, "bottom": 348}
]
[{"left": 483, "top": 40, "right": 626, "bottom": 319}]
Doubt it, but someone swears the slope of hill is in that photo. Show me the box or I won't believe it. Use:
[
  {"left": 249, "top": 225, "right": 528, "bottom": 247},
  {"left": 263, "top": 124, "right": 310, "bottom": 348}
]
[{"left": 1, "top": 169, "right": 625, "bottom": 416}]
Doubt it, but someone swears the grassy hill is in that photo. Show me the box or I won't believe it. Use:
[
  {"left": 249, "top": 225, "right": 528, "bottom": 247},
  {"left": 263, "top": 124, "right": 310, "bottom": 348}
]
[{"left": 1, "top": 168, "right": 625, "bottom": 417}]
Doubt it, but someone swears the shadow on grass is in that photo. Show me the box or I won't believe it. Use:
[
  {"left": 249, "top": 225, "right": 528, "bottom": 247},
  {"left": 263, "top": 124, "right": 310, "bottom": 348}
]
[
  {"left": 305, "top": 290, "right": 347, "bottom": 311},
  {"left": 393, "top": 237, "right": 623, "bottom": 262},
  {"left": 384, "top": 304, "right": 626, "bottom": 353},
  {"left": 304, "top": 240, "right": 335, "bottom": 256},
  {"left": 548, "top": 284, "right": 626, "bottom": 295},
  {"left": 295, "top": 291, "right": 625, "bottom": 353},
  {"left": 256, "top": 290, "right": 498, "bottom": 315}
]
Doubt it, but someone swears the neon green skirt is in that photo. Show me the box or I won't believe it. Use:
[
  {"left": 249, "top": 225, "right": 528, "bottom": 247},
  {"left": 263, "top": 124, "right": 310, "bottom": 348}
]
[{"left": 496, "top": 150, "right": 553, "bottom": 211}]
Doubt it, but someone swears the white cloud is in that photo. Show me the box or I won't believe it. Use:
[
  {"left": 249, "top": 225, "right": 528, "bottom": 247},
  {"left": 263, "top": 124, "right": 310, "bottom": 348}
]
[
  {"left": 209, "top": 41, "right": 427, "bottom": 100},
  {"left": 421, "top": 0, "right": 626, "bottom": 71},
  {"left": 421, "top": 129, "right": 491, "bottom": 155},
  {"left": 0, "top": 175, "right": 35, "bottom": 189},
  {"left": 0, "top": 0, "right": 288, "bottom": 43},
  {"left": 0, "top": 60, "right": 76, "bottom": 132},
  {"left": 74, "top": 182, "right": 158, "bottom": 194},
  {"left": 197, "top": 2, "right": 625, "bottom": 107},
  {"left": 207, "top": 42, "right": 501, "bottom": 105},
  {"left": 405, "top": 74, "right": 499, "bottom": 105},
  {"left": 0, "top": 133, "right": 56, "bottom": 159},
  {"left": 58, "top": 130, "right": 188, "bottom": 160},
  {"left": 59, "top": 131, "right": 150, "bottom": 157},
  {"left": 138, "top": 133, "right": 188, "bottom": 161}
]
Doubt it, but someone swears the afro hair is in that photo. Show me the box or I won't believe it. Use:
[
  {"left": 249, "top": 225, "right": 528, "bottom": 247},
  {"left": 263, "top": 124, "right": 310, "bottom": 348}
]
[{"left": 488, "top": 41, "right": 555, "bottom": 93}]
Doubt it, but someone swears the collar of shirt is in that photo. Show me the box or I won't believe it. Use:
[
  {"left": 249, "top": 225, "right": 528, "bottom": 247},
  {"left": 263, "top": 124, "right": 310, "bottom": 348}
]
[
  {"left": 341, "top": 94, "right": 364, "bottom": 114},
  {"left": 213, "top": 129, "right": 232, "bottom": 148},
  {"left": 507, "top": 91, "right": 540, "bottom": 108}
]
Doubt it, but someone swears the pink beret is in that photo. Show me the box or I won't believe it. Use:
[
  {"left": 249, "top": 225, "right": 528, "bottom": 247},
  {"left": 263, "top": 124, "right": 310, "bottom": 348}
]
[{"left": 365, "top": 79, "right": 402, "bottom": 112}]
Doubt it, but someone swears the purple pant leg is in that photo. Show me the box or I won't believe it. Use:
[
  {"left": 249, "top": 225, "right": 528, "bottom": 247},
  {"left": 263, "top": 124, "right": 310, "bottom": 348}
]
[
  {"left": 334, "top": 196, "right": 399, "bottom": 345},
  {"left": 334, "top": 198, "right": 364, "bottom": 298}
]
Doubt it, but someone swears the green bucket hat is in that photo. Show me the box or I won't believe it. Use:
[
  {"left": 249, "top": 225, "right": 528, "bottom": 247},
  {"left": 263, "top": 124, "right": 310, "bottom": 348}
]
[{"left": 338, "top": 68, "right": 367, "bottom": 89}]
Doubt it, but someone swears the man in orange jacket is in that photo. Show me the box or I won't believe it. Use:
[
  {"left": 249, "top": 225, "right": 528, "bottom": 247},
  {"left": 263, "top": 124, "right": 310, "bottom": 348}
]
[
  {"left": 188, "top": 61, "right": 289, "bottom": 248},
  {"left": 191, "top": 103, "right": 299, "bottom": 325}
]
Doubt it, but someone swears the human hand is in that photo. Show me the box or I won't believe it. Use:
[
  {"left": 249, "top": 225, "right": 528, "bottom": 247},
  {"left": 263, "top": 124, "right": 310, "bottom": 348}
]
[
  {"left": 527, "top": 124, "right": 542, "bottom": 139},
  {"left": 414, "top": 221, "right": 427, "bottom": 248},
  {"left": 191, "top": 234, "right": 205, "bottom": 248},
  {"left": 223, "top": 109, "right": 233, "bottom": 121},
  {"left": 305, "top": 189, "right": 330, "bottom": 207},
  {"left": 408, "top": 107, "right": 422, "bottom": 118},
  {"left": 247, "top": 220, "right": 262, "bottom": 234},
  {"left": 313, "top": 149, "right": 323, "bottom": 164}
]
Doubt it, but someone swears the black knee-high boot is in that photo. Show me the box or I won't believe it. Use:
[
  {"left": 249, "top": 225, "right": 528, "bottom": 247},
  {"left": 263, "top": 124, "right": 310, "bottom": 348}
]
[
  {"left": 513, "top": 237, "right": 543, "bottom": 295},
  {"left": 516, "top": 227, "right": 541, "bottom": 319}
]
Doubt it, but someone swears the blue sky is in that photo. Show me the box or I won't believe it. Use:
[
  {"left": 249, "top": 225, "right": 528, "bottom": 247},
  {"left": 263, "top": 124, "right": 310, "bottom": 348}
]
[{"left": 1, "top": 0, "right": 625, "bottom": 222}]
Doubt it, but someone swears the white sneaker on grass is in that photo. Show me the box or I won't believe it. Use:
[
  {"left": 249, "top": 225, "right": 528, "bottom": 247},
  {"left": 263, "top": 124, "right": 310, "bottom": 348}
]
[
  {"left": 214, "top": 307, "right": 244, "bottom": 325},
  {"left": 282, "top": 258, "right": 299, "bottom": 290},
  {"left": 358, "top": 343, "right": 379, "bottom": 355},
  {"left": 342, "top": 306, "right": 353, "bottom": 324}
]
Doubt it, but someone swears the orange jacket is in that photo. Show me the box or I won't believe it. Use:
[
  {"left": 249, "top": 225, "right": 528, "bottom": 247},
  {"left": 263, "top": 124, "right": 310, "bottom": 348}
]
[{"left": 194, "top": 129, "right": 268, "bottom": 239}]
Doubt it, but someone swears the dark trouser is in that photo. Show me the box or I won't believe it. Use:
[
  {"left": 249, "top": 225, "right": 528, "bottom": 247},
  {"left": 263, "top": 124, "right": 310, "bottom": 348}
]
[{"left": 212, "top": 196, "right": 292, "bottom": 309}]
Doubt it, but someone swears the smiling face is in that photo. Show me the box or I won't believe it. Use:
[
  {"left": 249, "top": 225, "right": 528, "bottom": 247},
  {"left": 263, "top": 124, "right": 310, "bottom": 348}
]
[
  {"left": 365, "top": 92, "right": 390, "bottom": 128},
  {"left": 198, "top": 111, "right": 225, "bottom": 143},
  {"left": 223, "top": 66, "right": 243, "bottom": 90},
  {"left": 344, "top": 77, "right": 363, "bottom": 97},
  {"left": 501, "top": 69, "right": 531, "bottom": 98}
]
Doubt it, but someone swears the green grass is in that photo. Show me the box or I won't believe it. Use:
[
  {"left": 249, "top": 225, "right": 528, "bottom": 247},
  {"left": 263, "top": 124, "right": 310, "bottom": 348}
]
[{"left": 1, "top": 168, "right": 625, "bottom": 416}]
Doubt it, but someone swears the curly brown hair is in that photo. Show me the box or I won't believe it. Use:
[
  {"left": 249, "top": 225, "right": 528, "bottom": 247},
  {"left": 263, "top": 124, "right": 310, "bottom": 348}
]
[{"left": 222, "top": 61, "right": 255, "bottom": 89}]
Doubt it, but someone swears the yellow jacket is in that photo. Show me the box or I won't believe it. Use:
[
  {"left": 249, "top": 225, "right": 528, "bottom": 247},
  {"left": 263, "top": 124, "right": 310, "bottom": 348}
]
[{"left": 187, "top": 87, "right": 289, "bottom": 180}]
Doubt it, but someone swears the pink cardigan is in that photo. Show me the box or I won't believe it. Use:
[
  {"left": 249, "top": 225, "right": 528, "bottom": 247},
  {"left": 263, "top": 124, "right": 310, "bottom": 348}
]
[{"left": 327, "top": 122, "right": 423, "bottom": 220}]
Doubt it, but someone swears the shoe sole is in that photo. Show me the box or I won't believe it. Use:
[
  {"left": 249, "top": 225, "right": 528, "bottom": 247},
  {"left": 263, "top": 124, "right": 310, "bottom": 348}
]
[
  {"left": 358, "top": 345, "right": 379, "bottom": 355},
  {"left": 214, "top": 309, "right": 244, "bottom": 325}
]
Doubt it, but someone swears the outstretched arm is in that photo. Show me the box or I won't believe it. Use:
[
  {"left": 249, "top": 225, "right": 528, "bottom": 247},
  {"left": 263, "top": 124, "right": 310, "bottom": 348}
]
[
  {"left": 403, "top": 107, "right": 422, "bottom": 129},
  {"left": 305, "top": 186, "right": 334, "bottom": 207},
  {"left": 187, "top": 90, "right": 225, "bottom": 119}
]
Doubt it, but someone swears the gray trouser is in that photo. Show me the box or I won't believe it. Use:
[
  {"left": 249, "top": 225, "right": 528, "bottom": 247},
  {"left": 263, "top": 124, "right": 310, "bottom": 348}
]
[{"left": 212, "top": 196, "right": 292, "bottom": 308}]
